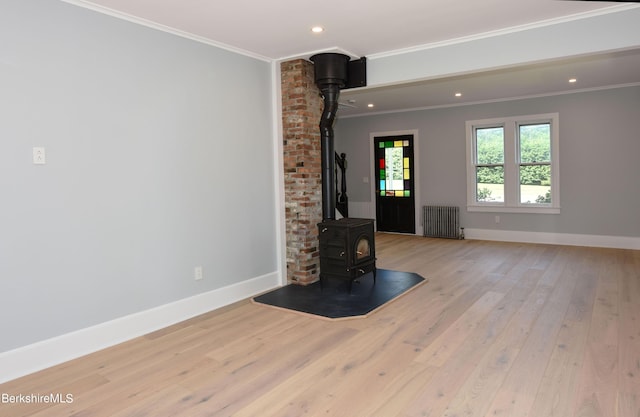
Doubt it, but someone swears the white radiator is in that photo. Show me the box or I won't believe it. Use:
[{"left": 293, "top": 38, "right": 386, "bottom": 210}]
[{"left": 423, "top": 206, "right": 461, "bottom": 239}]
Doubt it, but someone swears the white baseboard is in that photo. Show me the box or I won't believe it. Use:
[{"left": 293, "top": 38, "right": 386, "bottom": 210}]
[
  {"left": 464, "top": 228, "right": 640, "bottom": 250},
  {"left": 0, "top": 271, "right": 281, "bottom": 384}
]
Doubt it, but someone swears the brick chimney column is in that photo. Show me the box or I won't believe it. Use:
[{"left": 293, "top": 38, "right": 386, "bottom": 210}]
[{"left": 280, "top": 59, "right": 323, "bottom": 285}]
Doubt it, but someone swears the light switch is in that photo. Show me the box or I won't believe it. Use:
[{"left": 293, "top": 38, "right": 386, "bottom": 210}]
[{"left": 33, "top": 147, "right": 46, "bottom": 165}]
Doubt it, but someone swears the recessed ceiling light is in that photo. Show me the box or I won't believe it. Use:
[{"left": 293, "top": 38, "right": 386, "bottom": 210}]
[
  {"left": 569, "top": 78, "right": 577, "bottom": 83},
  {"left": 455, "top": 92, "right": 462, "bottom": 97},
  {"left": 311, "top": 26, "right": 324, "bottom": 33},
  {"left": 367, "top": 103, "right": 374, "bottom": 108}
]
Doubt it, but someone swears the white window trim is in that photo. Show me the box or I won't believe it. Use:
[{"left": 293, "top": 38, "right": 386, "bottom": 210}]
[{"left": 466, "top": 113, "right": 560, "bottom": 214}]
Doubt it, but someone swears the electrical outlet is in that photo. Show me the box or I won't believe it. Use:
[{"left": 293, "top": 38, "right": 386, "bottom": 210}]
[
  {"left": 495, "top": 215, "right": 500, "bottom": 224},
  {"left": 194, "top": 266, "right": 203, "bottom": 280},
  {"left": 33, "top": 147, "right": 46, "bottom": 164}
]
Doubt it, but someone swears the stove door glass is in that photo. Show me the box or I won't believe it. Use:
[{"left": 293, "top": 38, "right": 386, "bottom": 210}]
[{"left": 355, "top": 237, "right": 370, "bottom": 260}]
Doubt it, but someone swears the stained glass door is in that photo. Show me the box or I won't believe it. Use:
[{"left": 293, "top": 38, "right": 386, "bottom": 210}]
[{"left": 374, "top": 135, "right": 415, "bottom": 233}]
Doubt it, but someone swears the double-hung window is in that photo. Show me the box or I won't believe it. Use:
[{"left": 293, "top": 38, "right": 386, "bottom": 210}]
[{"left": 466, "top": 113, "right": 560, "bottom": 213}]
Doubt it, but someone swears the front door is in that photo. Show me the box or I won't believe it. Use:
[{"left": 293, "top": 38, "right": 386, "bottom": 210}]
[{"left": 374, "top": 134, "right": 415, "bottom": 233}]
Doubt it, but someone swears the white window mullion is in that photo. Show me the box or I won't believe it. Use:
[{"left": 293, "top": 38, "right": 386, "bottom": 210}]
[{"left": 503, "top": 123, "right": 518, "bottom": 208}]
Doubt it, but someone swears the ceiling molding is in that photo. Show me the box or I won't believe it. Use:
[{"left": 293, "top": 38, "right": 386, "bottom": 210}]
[
  {"left": 367, "top": 4, "right": 639, "bottom": 61},
  {"left": 60, "top": 0, "right": 273, "bottom": 62}
]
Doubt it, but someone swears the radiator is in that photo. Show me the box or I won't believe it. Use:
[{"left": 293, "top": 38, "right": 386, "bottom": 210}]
[{"left": 423, "top": 206, "right": 461, "bottom": 239}]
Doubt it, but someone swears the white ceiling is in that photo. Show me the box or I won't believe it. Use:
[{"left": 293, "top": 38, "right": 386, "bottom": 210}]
[{"left": 68, "top": 0, "right": 640, "bottom": 116}]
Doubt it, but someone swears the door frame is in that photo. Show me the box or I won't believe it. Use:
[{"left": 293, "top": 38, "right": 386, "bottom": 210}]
[{"left": 369, "top": 129, "right": 422, "bottom": 235}]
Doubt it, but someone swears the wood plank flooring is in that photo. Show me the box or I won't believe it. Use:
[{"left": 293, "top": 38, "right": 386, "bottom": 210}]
[{"left": 1, "top": 233, "right": 639, "bottom": 417}]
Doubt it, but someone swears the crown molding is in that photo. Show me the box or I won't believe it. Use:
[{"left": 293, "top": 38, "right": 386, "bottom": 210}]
[
  {"left": 367, "top": 5, "right": 639, "bottom": 61},
  {"left": 61, "top": 0, "right": 273, "bottom": 62}
]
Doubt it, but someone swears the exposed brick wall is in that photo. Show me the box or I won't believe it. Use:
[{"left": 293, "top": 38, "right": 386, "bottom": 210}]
[{"left": 281, "top": 59, "right": 323, "bottom": 285}]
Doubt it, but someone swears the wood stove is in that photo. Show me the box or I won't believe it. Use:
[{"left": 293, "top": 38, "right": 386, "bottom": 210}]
[
  {"left": 310, "top": 53, "right": 376, "bottom": 292},
  {"left": 318, "top": 218, "right": 376, "bottom": 291}
]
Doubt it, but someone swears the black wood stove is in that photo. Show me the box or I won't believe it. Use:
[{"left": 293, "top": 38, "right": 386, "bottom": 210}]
[
  {"left": 311, "top": 53, "right": 375, "bottom": 292},
  {"left": 318, "top": 218, "right": 376, "bottom": 291}
]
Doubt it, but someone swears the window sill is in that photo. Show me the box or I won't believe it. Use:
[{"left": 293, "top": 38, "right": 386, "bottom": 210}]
[{"left": 467, "top": 205, "right": 560, "bottom": 214}]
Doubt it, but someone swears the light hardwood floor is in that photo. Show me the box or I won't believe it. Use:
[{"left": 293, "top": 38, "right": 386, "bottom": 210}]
[{"left": 1, "top": 233, "right": 639, "bottom": 416}]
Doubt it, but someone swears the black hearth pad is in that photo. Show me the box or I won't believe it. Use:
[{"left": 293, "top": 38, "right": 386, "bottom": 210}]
[{"left": 252, "top": 269, "right": 426, "bottom": 320}]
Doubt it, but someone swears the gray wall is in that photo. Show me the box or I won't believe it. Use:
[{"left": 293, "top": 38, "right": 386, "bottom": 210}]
[
  {"left": 0, "top": 0, "right": 276, "bottom": 351},
  {"left": 335, "top": 86, "right": 640, "bottom": 237}
]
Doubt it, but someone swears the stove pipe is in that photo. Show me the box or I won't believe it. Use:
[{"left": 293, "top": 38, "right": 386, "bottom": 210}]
[{"left": 310, "top": 53, "right": 350, "bottom": 221}]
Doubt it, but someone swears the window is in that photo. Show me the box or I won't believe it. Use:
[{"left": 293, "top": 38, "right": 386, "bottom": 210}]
[
  {"left": 377, "top": 138, "right": 412, "bottom": 198},
  {"left": 466, "top": 113, "right": 559, "bottom": 213}
]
